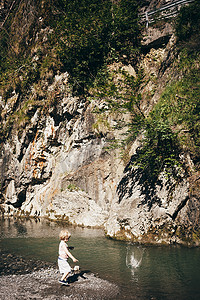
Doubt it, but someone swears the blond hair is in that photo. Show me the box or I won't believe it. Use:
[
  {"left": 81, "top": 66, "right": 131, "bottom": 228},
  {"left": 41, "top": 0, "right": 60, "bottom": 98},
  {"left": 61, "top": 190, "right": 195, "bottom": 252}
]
[{"left": 59, "top": 229, "right": 71, "bottom": 240}]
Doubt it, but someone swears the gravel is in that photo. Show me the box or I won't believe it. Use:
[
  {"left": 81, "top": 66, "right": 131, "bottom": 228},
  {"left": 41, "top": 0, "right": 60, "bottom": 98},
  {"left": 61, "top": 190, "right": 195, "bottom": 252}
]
[{"left": 0, "top": 250, "right": 120, "bottom": 300}]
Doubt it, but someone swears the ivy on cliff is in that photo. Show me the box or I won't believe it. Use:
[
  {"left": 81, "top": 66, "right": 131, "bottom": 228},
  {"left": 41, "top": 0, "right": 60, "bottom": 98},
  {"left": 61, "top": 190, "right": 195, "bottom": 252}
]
[
  {"left": 0, "top": 0, "right": 199, "bottom": 183},
  {"left": 128, "top": 55, "right": 199, "bottom": 187},
  {"left": 0, "top": 0, "right": 145, "bottom": 143},
  {"left": 53, "top": 0, "right": 142, "bottom": 94},
  {"left": 125, "top": 0, "right": 200, "bottom": 183},
  {"left": 91, "top": 26, "right": 200, "bottom": 190},
  {"left": 0, "top": 0, "right": 144, "bottom": 95},
  {"left": 175, "top": 0, "right": 200, "bottom": 51}
]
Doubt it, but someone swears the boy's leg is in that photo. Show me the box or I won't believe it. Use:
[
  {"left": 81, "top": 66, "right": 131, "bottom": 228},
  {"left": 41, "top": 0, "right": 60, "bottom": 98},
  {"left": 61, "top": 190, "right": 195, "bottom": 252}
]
[{"left": 61, "top": 271, "right": 69, "bottom": 281}]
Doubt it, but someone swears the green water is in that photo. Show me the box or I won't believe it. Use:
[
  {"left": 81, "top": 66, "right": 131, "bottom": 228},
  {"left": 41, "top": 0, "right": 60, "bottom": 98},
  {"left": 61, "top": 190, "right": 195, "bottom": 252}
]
[{"left": 0, "top": 218, "right": 200, "bottom": 300}]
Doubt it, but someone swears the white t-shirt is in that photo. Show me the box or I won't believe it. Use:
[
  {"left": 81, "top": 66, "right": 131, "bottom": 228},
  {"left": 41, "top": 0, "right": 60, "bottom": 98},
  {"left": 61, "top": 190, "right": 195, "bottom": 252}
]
[{"left": 59, "top": 240, "right": 68, "bottom": 259}]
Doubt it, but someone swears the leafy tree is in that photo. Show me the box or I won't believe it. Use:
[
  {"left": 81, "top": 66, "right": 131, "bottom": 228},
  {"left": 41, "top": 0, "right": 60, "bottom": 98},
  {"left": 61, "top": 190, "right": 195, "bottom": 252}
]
[
  {"left": 53, "top": 0, "right": 111, "bottom": 94},
  {"left": 110, "top": 0, "right": 141, "bottom": 62},
  {"left": 54, "top": 0, "right": 142, "bottom": 94},
  {"left": 175, "top": 0, "right": 200, "bottom": 51}
]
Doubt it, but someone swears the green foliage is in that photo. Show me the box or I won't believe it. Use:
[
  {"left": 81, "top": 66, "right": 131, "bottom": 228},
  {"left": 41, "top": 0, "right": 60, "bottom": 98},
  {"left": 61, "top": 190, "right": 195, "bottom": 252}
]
[
  {"left": 129, "top": 51, "right": 200, "bottom": 182},
  {"left": 110, "top": 0, "right": 141, "bottom": 62},
  {"left": 0, "top": 0, "right": 143, "bottom": 97},
  {"left": 175, "top": 0, "right": 200, "bottom": 51},
  {"left": 122, "top": 79, "right": 182, "bottom": 182},
  {"left": 93, "top": 63, "right": 180, "bottom": 183},
  {"left": 0, "top": 30, "right": 12, "bottom": 72},
  {"left": 96, "top": 50, "right": 199, "bottom": 186},
  {"left": 134, "top": 118, "right": 181, "bottom": 182},
  {"left": 1, "top": 0, "right": 198, "bottom": 185},
  {"left": 67, "top": 184, "right": 79, "bottom": 192},
  {"left": 54, "top": 0, "right": 142, "bottom": 94},
  {"left": 92, "top": 63, "right": 144, "bottom": 114},
  {"left": 155, "top": 64, "right": 200, "bottom": 166},
  {"left": 54, "top": 0, "right": 113, "bottom": 94}
]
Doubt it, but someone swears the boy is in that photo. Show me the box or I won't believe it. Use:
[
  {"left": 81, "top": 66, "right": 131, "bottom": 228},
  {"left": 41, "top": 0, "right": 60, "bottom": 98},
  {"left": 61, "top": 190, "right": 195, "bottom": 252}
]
[{"left": 58, "top": 229, "right": 78, "bottom": 285}]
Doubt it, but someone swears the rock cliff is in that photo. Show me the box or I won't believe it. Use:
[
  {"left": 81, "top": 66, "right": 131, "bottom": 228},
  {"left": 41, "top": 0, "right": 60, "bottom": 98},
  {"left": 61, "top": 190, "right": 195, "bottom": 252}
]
[{"left": 0, "top": 0, "right": 199, "bottom": 246}]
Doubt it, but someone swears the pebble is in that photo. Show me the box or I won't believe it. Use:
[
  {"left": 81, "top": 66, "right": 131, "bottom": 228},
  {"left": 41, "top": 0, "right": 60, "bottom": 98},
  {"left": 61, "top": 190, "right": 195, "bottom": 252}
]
[{"left": 0, "top": 249, "right": 120, "bottom": 299}]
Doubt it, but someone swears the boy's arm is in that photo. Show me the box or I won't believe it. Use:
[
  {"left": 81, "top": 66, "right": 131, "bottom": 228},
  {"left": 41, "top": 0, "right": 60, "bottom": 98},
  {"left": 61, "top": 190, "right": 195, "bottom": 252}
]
[
  {"left": 63, "top": 244, "right": 78, "bottom": 262},
  {"left": 66, "top": 248, "right": 78, "bottom": 262}
]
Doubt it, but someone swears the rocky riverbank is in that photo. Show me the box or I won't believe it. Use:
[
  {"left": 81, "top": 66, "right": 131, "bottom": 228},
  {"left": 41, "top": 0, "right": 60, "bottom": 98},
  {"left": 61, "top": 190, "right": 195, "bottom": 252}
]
[{"left": 0, "top": 250, "right": 119, "bottom": 299}]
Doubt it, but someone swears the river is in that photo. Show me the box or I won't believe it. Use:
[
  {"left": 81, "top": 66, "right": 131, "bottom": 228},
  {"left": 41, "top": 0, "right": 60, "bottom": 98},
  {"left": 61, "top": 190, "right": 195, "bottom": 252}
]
[{"left": 0, "top": 217, "right": 200, "bottom": 300}]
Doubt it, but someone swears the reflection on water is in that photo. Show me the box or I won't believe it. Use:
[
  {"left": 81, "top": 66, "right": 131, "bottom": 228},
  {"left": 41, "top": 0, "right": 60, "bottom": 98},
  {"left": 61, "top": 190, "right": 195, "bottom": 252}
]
[
  {"left": 1, "top": 217, "right": 200, "bottom": 300},
  {"left": 126, "top": 245, "right": 144, "bottom": 276},
  {"left": 0, "top": 217, "right": 103, "bottom": 239}
]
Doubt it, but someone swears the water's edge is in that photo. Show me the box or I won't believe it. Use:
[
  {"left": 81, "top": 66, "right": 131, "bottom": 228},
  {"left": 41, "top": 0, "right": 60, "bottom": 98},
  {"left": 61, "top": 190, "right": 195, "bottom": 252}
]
[{"left": 1, "top": 217, "right": 200, "bottom": 300}]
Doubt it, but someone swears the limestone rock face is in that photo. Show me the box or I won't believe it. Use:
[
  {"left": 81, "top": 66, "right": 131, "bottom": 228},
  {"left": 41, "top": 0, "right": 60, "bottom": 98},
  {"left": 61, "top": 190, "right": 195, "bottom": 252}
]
[
  {"left": 0, "top": 61, "right": 198, "bottom": 245},
  {"left": 105, "top": 167, "right": 191, "bottom": 245},
  {"left": 0, "top": 5, "right": 199, "bottom": 246},
  {"left": 0, "top": 71, "right": 125, "bottom": 230}
]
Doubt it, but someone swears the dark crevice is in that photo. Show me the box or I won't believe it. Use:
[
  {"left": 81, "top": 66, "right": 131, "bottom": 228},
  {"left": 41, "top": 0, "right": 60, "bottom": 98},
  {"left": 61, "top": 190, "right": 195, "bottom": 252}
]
[
  {"left": 6, "top": 189, "right": 27, "bottom": 208},
  {"left": 48, "top": 137, "right": 61, "bottom": 147},
  {"left": 49, "top": 108, "right": 74, "bottom": 126},
  {"left": 18, "top": 124, "right": 39, "bottom": 162},
  {"left": 30, "top": 172, "right": 52, "bottom": 185},
  {"left": 158, "top": 46, "right": 177, "bottom": 76},
  {"left": 12, "top": 93, "right": 21, "bottom": 113},
  {"left": 18, "top": 147, "right": 26, "bottom": 163},
  {"left": 171, "top": 196, "right": 190, "bottom": 220},
  {"left": 104, "top": 174, "right": 110, "bottom": 180},
  {"left": 73, "top": 133, "right": 104, "bottom": 145},
  {"left": 15, "top": 189, "right": 27, "bottom": 208},
  {"left": 141, "top": 35, "right": 171, "bottom": 55}
]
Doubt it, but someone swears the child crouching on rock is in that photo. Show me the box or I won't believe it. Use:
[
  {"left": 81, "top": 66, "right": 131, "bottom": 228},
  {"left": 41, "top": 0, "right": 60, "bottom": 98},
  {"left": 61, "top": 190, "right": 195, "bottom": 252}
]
[{"left": 58, "top": 229, "right": 78, "bottom": 285}]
